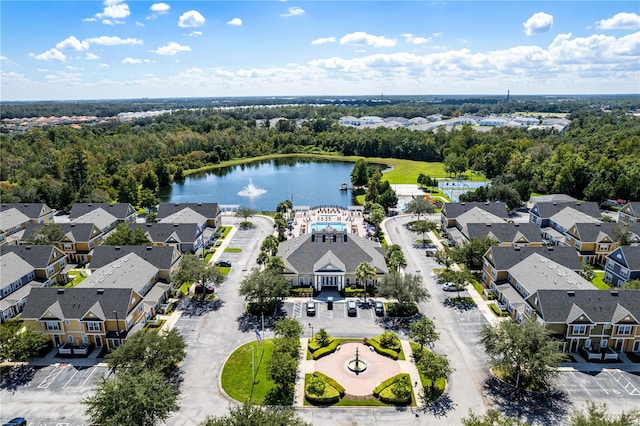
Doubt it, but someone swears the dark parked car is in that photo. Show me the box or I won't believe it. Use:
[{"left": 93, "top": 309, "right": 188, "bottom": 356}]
[
  {"left": 215, "top": 260, "right": 232, "bottom": 267},
  {"left": 375, "top": 301, "right": 384, "bottom": 316},
  {"left": 3, "top": 418, "right": 27, "bottom": 426}
]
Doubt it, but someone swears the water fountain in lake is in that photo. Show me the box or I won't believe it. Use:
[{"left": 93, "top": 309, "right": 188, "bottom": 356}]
[
  {"left": 347, "top": 346, "right": 368, "bottom": 375},
  {"left": 238, "top": 178, "right": 266, "bottom": 197}
]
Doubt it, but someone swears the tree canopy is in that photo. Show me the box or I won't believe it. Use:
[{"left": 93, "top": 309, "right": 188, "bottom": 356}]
[
  {"left": 0, "top": 319, "right": 46, "bottom": 362},
  {"left": 479, "top": 318, "right": 566, "bottom": 389},
  {"left": 202, "top": 403, "right": 311, "bottom": 426},
  {"left": 238, "top": 268, "right": 290, "bottom": 312},
  {"left": 378, "top": 272, "right": 430, "bottom": 308}
]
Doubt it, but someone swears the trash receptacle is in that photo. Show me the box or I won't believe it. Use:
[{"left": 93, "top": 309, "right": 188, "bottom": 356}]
[{"left": 327, "top": 296, "right": 333, "bottom": 310}]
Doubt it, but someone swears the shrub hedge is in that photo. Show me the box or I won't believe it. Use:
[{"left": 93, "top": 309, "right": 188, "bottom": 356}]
[
  {"left": 304, "top": 373, "right": 341, "bottom": 405},
  {"left": 365, "top": 339, "right": 399, "bottom": 360},
  {"left": 313, "top": 372, "right": 345, "bottom": 396},
  {"left": 373, "top": 373, "right": 410, "bottom": 397},
  {"left": 310, "top": 340, "right": 341, "bottom": 359},
  {"left": 489, "top": 303, "right": 509, "bottom": 317}
]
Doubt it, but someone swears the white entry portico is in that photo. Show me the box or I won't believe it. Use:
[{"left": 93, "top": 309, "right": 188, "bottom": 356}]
[{"left": 313, "top": 252, "right": 346, "bottom": 291}]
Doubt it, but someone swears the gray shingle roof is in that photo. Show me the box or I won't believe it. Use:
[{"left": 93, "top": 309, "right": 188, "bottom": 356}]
[
  {"left": 0, "top": 245, "right": 61, "bottom": 269},
  {"left": 157, "top": 202, "right": 220, "bottom": 220},
  {"left": 607, "top": 246, "right": 640, "bottom": 270},
  {"left": 442, "top": 202, "right": 509, "bottom": 219},
  {"left": 277, "top": 231, "right": 388, "bottom": 275},
  {"left": 78, "top": 252, "right": 159, "bottom": 295},
  {"left": 131, "top": 223, "right": 200, "bottom": 244},
  {"left": 90, "top": 245, "right": 179, "bottom": 271},
  {"left": 531, "top": 289, "right": 640, "bottom": 324},
  {"left": 1, "top": 251, "right": 34, "bottom": 288},
  {"left": 69, "top": 203, "right": 135, "bottom": 221},
  {"left": 531, "top": 201, "right": 601, "bottom": 219},
  {"left": 568, "top": 222, "right": 619, "bottom": 243},
  {"left": 485, "top": 246, "right": 581, "bottom": 271},
  {"left": 0, "top": 208, "right": 30, "bottom": 230},
  {"left": 22, "top": 222, "right": 100, "bottom": 243},
  {"left": 0, "top": 203, "right": 50, "bottom": 219},
  {"left": 21, "top": 287, "right": 137, "bottom": 321},
  {"left": 466, "top": 222, "right": 542, "bottom": 244}
]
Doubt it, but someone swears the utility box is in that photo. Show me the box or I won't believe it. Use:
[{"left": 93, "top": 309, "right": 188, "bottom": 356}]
[{"left": 327, "top": 297, "right": 333, "bottom": 310}]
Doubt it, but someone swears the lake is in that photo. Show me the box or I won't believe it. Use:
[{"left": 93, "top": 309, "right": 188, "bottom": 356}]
[{"left": 159, "top": 158, "right": 366, "bottom": 211}]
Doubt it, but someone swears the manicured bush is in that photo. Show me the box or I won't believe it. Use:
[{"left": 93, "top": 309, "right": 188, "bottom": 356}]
[
  {"left": 376, "top": 331, "right": 401, "bottom": 351},
  {"left": 386, "top": 302, "right": 419, "bottom": 317},
  {"left": 311, "top": 340, "right": 341, "bottom": 359},
  {"left": 489, "top": 303, "right": 509, "bottom": 317},
  {"left": 373, "top": 373, "right": 410, "bottom": 396},
  {"left": 365, "top": 339, "right": 399, "bottom": 360},
  {"left": 313, "top": 372, "right": 345, "bottom": 396},
  {"left": 378, "top": 376, "right": 412, "bottom": 405},
  {"left": 304, "top": 373, "right": 341, "bottom": 405}
]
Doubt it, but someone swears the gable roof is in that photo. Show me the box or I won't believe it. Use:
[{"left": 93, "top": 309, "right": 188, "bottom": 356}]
[
  {"left": 568, "top": 222, "right": 619, "bottom": 243},
  {"left": 71, "top": 208, "right": 118, "bottom": 231},
  {"left": 508, "top": 253, "right": 594, "bottom": 293},
  {"left": 530, "top": 201, "right": 601, "bottom": 220},
  {"left": 131, "top": 222, "right": 201, "bottom": 243},
  {"left": 0, "top": 245, "right": 64, "bottom": 269},
  {"left": 158, "top": 208, "right": 207, "bottom": 225},
  {"left": 484, "top": 245, "right": 581, "bottom": 271},
  {"left": 0, "top": 203, "right": 51, "bottom": 219},
  {"left": 22, "top": 222, "right": 101, "bottom": 243},
  {"left": 21, "top": 287, "right": 139, "bottom": 321},
  {"left": 442, "top": 202, "right": 509, "bottom": 219},
  {"left": 0, "top": 208, "right": 30, "bottom": 230},
  {"left": 466, "top": 222, "right": 542, "bottom": 244},
  {"left": 620, "top": 202, "right": 640, "bottom": 217},
  {"left": 277, "top": 231, "right": 387, "bottom": 275},
  {"left": 1, "top": 251, "right": 35, "bottom": 288},
  {"left": 157, "top": 202, "right": 220, "bottom": 220},
  {"left": 531, "top": 289, "right": 640, "bottom": 324},
  {"left": 456, "top": 207, "right": 506, "bottom": 229},
  {"left": 90, "top": 245, "right": 179, "bottom": 271},
  {"left": 78, "top": 253, "right": 158, "bottom": 294},
  {"left": 606, "top": 246, "right": 640, "bottom": 270},
  {"left": 69, "top": 203, "right": 135, "bottom": 220}
]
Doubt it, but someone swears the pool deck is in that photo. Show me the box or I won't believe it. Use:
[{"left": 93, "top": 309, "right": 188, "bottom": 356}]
[{"left": 288, "top": 207, "right": 370, "bottom": 239}]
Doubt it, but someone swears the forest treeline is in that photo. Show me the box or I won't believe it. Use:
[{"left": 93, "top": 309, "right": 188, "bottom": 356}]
[{"left": 1, "top": 100, "right": 639, "bottom": 211}]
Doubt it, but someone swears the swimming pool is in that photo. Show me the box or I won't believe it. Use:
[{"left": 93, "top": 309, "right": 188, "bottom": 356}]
[{"left": 310, "top": 222, "right": 347, "bottom": 233}]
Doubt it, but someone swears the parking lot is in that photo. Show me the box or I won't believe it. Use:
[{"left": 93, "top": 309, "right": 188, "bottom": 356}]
[
  {"left": 555, "top": 368, "right": 640, "bottom": 410},
  {"left": 0, "top": 363, "right": 109, "bottom": 425}
]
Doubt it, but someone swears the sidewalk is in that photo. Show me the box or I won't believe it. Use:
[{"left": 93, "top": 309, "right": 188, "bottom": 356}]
[{"left": 294, "top": 337, "right": 313, "bottom": 407}]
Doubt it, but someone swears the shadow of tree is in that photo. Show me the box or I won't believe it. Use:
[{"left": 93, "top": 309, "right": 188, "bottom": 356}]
[
  {"left": 420, "top": 393, "right": 455, "bottom": 418},
  {"left": 0, "top": 364, "right": 36, "bottom": 392},
  {"left": 181, "top": 298, "right": 224, "bottom": 317},
  {"left": 483, "top": 376, "right": 571, "bottom": 425}
]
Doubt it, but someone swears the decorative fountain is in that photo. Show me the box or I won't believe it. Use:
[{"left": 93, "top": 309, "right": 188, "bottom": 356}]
[
  {"left": 347, "top": 346, "right": 368, "bottom": 375},
  {"left": 238, "top": 178, "right": 266, "bottom": 197}
]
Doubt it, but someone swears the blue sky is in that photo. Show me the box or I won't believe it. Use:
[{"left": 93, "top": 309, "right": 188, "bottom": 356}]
[{"left": 1, "top": 1, "right": 639, "bottom": 100}]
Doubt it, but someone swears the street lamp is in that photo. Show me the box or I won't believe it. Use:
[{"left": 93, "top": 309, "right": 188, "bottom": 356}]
[
  {"left": 308, "top": 323, "right": 314, "bottom": 340},
  {"left": 113, "top": 310, "right": 121, "bottom": 347}
]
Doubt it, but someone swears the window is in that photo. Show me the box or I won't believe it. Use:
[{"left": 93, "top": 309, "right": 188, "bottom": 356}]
[
  {"left": 83, "top": 336, "right": 89, "bottom": 344},
  {"left": 68, "top": 335, "right": 74, "bottom": 343},
  {"left": 572, "top": 325, "right": 587, "bottom": 335},
  {"left": 600, "top": 339, "right": 608, "bottom": 348},
  {"left": 617, "top": 325, "right": 632, "bottom": 336},
  {"left": 45, "top": 321, "right": 60, "bottom": 331},
  {"left": 86, "top": 322, "right": 101, "bottom": 332}
]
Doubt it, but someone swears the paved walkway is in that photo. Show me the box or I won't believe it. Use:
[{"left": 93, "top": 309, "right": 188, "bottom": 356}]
[{"left": 294, "top": 338, "right": 423, "bottom": 407}]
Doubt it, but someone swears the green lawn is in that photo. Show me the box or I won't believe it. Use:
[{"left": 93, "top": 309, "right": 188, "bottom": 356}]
[
  {"left": 179, "top": 282, "right": 191, "bottom": 295},
  {"left": 221, "top": 340, "right": 275, "bottom": 404},
  {"left": 224, "top": 247, "right": 243, "bottom": 253},
  {"left": 592, "top": 271, "right": 610, "bottom": 290}
]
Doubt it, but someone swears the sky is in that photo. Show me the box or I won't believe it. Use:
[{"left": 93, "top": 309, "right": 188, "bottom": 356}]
[{"left": 1, "top": 1, "right": 639, "bottom": 101}]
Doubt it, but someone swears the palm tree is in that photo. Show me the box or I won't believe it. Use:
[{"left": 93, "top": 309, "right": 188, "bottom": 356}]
[{"left": 355, "top": 262, "right": 376, "bottom": 304}]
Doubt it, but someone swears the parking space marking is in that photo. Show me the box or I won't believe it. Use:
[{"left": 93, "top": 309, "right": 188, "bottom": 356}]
[
  {"left": 589, "top": 374, "right": 609, "bottom": 395},
  {"left": 607, "top": 370, "right": 640, "bottom": 396},
  {"left": 79, "top": 366, "right": 99, "bottom": 390},
  {"left": 38, "top": 364, "right": 67, "bottom": 389},
  {"left": 62, "top": 368, "right": 80, "bottom": 389},
  {"left": 565, "top": 371, "right": 591, "bottom": 395},
  {"left": 292, "top": 302, "right": 302, "bottom": 319}
]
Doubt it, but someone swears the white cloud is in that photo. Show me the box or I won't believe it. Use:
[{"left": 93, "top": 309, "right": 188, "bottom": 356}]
[
  {"left": 96, "top": 1, "right": 130, "bottom": 19},
  {"left": 178, "top": 10, "right": 205, "bottom": 28},
  {"left": 186, "top": 31, "right": 203, "bottom": 37},
  {"left": 596, "top": 12, "right": 640, "bottom": 31},
  {"left": 340, "top": 32, "right": 396, "bottom": 48},
  {"left": 66, "top": 65, "right": 79, "bottom": 70},
  {"left": 85, "top": 52, "right": 100, "bottom": 60},
  {"left": 150, "top": 3, "right": 170, "bottom": 14},
  {"left": 311, "top": 37, "right": 336, "bottom": 45},
  {"left": 152, "top": 41, "right": 191, "bottom": 55},
  {"left": 33, "top": 48, "right": 66, "bottom": 61},
  {"left": 432, "top": 32, "right": 444, "bottom": 38},
  {"left": 403, "top": 33, "right": 430, "bottom": 45},
  {"left": 121, "top": 57, "right": 142, "bottom": 64},
  {"left": 136, "top": 21, "right": 144, "bottom": 27},
  {"left": 281, "top": 7, "right": 304, "bottom": 17},
  {"left": 523, "top": 12, "right": 553, "bottom": 35},
  {"left": 227, "top": 18, "right": 242, "bottom": 26},
  {"left": 56, "top": 36, "right": 90, "bottom": 51},
  {"left": 83, "top": 17, "right": 97, "bottom": 22},
  {"left": 85, "top": 36, "right": 143, "bottom": 46},
  {"left": 100, "top": 63, "right": 110, "bottom": 68},
  {"left": 101, "top": 19, "right": 125, "bottom": 26},
  {"left": 0, "top": 56, "right": 7, "bottom": 60}
]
